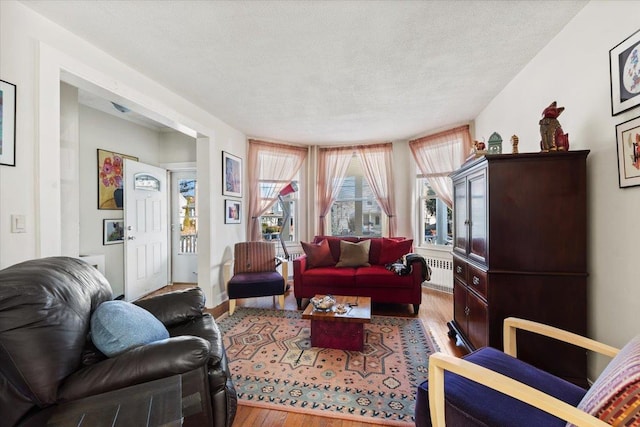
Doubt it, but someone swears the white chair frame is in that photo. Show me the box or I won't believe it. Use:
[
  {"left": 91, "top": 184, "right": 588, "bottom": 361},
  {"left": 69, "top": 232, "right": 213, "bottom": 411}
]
[{"left": 428, "top": 317, "right": 620, "bottom": 427}]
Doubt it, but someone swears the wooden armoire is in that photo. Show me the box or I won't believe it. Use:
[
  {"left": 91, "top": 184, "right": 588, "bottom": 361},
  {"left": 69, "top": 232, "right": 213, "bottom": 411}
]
[{"left": 447, "top": 150, "right": 589, "bottom": 386}]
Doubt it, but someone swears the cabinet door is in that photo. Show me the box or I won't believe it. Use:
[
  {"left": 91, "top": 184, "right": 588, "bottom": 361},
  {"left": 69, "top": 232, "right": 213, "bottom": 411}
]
[
  {"left": 453, "top": 279, "right": 468, "bottom": 334},
  {"left": 468, "top": 169, "right": 487, "bottom": 264},
  {"left": 467, "top": 289, "right": 488, "bottom": 348},
  {"left": 453, "top": 177, "right": 468, "bottom": 256}
]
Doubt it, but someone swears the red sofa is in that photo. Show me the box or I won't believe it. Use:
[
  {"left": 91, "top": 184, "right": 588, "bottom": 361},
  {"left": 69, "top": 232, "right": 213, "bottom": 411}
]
[{"left": 293, "top": 236, "right": 426, "bottom": 314}]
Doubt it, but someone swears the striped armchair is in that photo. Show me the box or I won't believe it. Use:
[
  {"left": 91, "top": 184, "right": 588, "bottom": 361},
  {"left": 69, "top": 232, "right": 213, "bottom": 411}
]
[{"left": 226, "top": 242, "right": 287, "bottom": 315}]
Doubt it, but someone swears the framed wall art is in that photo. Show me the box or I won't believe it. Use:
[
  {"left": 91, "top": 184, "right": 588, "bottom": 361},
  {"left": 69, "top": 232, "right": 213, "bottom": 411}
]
[
  {"left": 616, "top": 115, "right": 640, "bottom": 188},
  {"left": 224, "top": 199, "right": 241, "bottom": 224},
  {"left": 103, "top": 219, "right": 125, "bottom": 245},
  {"left": 222, "top": 151, "right": 242, "bottom": 197},
  {"left": 610, "top": 29, "right": 640, "bottom": 115},
  {"left": 0, "top": 79, "right": 17, "bottom": 166},
  {"left": 98, "top": 149, "right": 138, "bottom": 210}
]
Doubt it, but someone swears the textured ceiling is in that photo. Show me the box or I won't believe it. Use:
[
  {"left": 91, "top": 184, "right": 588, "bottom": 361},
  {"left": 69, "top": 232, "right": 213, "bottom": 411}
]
[{"left": 22, "top": 0, "right": 587, "bottom": 144}]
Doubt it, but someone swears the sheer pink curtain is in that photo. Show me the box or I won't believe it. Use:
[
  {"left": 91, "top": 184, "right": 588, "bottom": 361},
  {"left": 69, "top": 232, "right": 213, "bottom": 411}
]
[
  {"left": 316, "top": 146, "right": 352, "bottom": 236},
  {"left": 409, "top": 125, "right": 472, "bottom": 208},
  {"left": 247, "top": 139, "right": 308, "bottom": 241},
  {"left": 356, "top": 143, "right": 397, "bottom": 237}
]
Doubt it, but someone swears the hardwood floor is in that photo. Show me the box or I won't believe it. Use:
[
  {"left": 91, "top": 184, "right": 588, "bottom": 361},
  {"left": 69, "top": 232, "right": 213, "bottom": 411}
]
[{"left": 149, "top": 284, "right": 465, "bottom": 425}]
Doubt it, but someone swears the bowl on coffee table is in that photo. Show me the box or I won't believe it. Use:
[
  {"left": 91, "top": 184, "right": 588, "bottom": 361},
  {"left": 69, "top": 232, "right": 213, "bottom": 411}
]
[{"left": 310, "top": 295, "right": 336, "bottom": 312}]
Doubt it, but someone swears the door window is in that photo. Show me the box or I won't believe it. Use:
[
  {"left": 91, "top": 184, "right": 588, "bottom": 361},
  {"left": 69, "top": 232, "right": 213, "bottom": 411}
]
[{"left": 177, "top": 178, "right": 197, "bottom": 254}]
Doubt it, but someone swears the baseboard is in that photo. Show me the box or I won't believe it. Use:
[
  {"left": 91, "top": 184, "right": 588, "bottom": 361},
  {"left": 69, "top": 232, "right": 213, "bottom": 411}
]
[
  {"left": 208, "top": 300, "right": 229, "bottom": 320},
  {"left": 423, "top": 281, "right": 453, "bottom": 294}
]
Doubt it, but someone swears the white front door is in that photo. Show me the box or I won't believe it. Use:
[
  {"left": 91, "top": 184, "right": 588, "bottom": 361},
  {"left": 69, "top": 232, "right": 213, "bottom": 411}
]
[
  {"left": 171, "top": 170, "right": 198, "bottom": 283},
  {"left": 123, "top": 159, "right": 168, "bottom": 301}
]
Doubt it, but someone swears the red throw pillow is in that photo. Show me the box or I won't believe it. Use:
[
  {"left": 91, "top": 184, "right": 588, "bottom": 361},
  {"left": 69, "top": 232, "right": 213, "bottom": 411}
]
[
  {"left": 301, "top": 239, "right": 336, "bottom": 268},
  {"left": 378, "top": 238, "right": 413, "bottom": 264}
]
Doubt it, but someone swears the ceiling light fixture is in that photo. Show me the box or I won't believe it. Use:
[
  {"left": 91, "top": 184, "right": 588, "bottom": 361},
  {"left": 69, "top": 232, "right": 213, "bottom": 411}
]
[{"left": 111, "top": 102, "right": 131, "bottom": 113}]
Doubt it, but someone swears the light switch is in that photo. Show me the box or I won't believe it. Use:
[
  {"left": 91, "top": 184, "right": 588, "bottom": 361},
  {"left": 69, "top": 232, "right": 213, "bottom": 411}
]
[{"left": 11, "top": 215, "right": 26, "bottom": 233}]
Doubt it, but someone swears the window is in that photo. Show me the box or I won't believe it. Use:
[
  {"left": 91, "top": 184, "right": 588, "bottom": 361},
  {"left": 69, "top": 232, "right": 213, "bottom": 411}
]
[
  {"left": 259, "top": 179, "right": 298, "bottom": 245},
  {"left": 418, "top": 177, "right": 452, "bottom": 246},
  {"left": 330, "top": 155, "right": 384, "bottom": 237},
  {"left": 177, "top": 178, "right": 197, "bottom": 253}
]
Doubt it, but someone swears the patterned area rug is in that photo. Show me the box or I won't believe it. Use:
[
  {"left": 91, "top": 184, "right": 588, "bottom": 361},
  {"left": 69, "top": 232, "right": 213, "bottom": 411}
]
[{"left": 217, "top": 307, "right": 439, "bottom": 426}]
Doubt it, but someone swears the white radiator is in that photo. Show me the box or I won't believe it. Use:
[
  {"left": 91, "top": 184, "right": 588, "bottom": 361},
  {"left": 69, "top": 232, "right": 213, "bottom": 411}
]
[{"left": 424, "top": 256, "right": 453, "bottom": 293}]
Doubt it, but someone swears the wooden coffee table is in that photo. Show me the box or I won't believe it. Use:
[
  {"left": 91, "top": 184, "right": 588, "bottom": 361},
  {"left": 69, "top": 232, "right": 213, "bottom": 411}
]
[{"left": 301, "top": 295, "right": 371, "bottom": 351}]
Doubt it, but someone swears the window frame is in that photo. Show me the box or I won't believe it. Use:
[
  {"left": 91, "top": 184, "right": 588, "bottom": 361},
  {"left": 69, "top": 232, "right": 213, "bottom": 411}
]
[
  {"left": 328, "top": 155, "right": 386, "bottom": 237},
  {"left": 258, "top": 178, "right": 299, "bottom": 247},
  {"left": 417, "top": 175, "right": 452, "bottom": 247}
]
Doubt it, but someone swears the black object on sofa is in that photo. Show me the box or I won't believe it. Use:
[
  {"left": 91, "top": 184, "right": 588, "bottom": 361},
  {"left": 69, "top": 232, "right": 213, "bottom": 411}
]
[{"left": 0, "top": 256, "right": 237, "bottom": 427}]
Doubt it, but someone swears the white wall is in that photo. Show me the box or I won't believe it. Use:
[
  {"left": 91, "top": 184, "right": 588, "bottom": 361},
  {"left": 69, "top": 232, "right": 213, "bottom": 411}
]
[
  {"left": 0, "top": 1, "right": 247, "bottom": 307},
  {"left": 158, "top": 131, "right": 197, "bottom": 164},
  {"left": 474, "top": 0, "right": 640, "bottom": 377},
  {"left": 60, "top": 83, "right": 80, "bottom": 257},
  {"left": 0, "top": 3, "right": 38, "bottom": 265}
]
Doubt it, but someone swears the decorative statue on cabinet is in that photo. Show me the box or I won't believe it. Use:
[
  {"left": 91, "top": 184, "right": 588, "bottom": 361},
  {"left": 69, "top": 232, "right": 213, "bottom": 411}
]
[
  {"left": 487, "top": 132, "right": 503, "bottom": 154},
  {"left": 539, "top": 101, "right": 570, "bottom": 152},
  {"left": 511, "top": 135, "right": 519, "bottom": 154},
  {"left": 472, "top": 140, "right": 486, "bottom": 154}
]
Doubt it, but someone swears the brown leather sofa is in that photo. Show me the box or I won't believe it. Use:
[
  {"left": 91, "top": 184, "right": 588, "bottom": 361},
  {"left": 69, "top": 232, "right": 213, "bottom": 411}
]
[{"left": 0, "top": 256, "right": 237, "bottom": 427}]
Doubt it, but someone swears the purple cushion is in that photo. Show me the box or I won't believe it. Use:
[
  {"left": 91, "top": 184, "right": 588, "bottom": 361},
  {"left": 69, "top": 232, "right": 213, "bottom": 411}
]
[
  {"left": 228, "top": 271, "right": 284, "bottom": 299},
  {"left": 416, "top": 347, "right": 587, "bottom": 427}
]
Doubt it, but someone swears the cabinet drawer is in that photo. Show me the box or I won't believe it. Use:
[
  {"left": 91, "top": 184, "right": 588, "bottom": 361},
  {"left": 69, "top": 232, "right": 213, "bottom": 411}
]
[
  {"left": 467, "top": 264, "right": 487, "bottom": 299},
  {"left": 453, "top": 258, "right": 467, "bottom": 283}
]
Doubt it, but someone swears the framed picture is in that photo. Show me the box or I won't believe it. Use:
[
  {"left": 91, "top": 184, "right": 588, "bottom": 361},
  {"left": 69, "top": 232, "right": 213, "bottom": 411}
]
[
  {"left": 224, "top": 199, "right": 241, "bottom": 224},
  {"left": 98, "top": 149, "right": 138, "bottom": 210},
  {"left": 0, "top": 79, "right": 17, "bottom": 166},
  {"left": 616, "top": 115, "right": 640, "bottom": 188},
  {"left": 222, "top": 151, "right": 242, "bottom": 197},
  {"left": 103, "top": 219, "right": 125, "bottom": 245},
  {"left": 610, "top": 29, "right": 640, "bottom": 115}
]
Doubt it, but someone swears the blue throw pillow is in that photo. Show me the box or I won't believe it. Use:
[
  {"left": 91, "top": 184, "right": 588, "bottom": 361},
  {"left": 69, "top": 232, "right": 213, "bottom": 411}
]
[{"left": 91, "top": 300, "right": 169, "bottom": 357}]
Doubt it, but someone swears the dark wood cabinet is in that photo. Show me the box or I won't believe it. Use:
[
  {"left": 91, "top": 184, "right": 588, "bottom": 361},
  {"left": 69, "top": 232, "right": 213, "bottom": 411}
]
[{"left": 447, "top": 150, "right": 589, "bottom": 386}]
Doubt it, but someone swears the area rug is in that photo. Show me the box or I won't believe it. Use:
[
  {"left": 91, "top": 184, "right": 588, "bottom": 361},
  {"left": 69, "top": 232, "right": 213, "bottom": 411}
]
[{"left": 217, "top": 307, "right": 439, "bottom": 426}]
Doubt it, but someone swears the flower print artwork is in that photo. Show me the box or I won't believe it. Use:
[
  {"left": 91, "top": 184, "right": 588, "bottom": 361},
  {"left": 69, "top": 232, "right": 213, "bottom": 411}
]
[
  {"left": 97, "top": 149, "right": 138, "bottom": 209},
  {"left": 101, "top": 155, "right": 123, "bottom": 189}
]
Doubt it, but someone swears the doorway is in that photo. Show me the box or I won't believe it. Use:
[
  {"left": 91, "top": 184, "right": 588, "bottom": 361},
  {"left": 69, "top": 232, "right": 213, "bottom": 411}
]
[
  {"left": 40, "top": 47, "right": 217, "bottom": 306},
  {"left": 171, "top": 170, "right": 198, "bottom": 284},
  {"left": 67, "top": 81, "right": 197, "bottom": 299}
]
